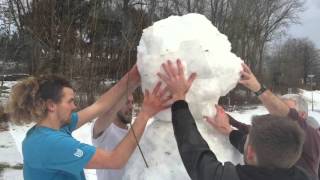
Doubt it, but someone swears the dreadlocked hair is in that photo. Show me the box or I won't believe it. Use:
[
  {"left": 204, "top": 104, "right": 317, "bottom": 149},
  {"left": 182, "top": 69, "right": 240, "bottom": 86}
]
[{"left": 6, "top": 75, "right": 72, "bottom": 124}]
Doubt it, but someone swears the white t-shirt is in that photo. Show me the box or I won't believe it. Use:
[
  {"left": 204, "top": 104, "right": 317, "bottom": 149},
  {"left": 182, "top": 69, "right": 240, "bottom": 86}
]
[{"left": 92, "top": 123, "right": 128, "bottom": 180}]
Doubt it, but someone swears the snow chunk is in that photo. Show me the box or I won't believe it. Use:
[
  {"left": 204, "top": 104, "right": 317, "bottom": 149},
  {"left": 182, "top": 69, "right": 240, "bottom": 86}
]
[
  {"left": 126, "top": 13, "right": 244, "bottom": 179},
  {"left": 137, "top": 13, "right": 243, "bottom": 121}
]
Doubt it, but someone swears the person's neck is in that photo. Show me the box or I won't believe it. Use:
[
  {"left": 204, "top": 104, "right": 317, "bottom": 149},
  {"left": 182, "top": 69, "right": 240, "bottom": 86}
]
[
  {"left": 37, "top": 115, "right": 61, "bottom": 130},
  {"left": 113, "top": 118, "right": 128, "bottom": 129}
]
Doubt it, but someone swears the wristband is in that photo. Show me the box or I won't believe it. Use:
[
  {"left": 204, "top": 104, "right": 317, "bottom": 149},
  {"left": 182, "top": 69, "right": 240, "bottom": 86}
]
[{"left": 254, "top": 85, "right": 267, "bottom": 96}]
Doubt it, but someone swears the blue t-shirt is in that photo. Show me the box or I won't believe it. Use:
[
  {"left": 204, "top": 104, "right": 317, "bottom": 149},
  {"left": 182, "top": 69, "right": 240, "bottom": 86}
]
[{"left": 22, "top": 113, "right": 96, "bottom": 180}]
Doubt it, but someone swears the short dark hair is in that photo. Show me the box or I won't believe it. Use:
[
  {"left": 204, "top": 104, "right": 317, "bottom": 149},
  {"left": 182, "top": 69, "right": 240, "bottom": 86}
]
[
  {"left": 249, "top": 114, "right": 305, "bottom": 168},
  {"left": 38, "top": 75, "right": 73, "bottom": 103}
]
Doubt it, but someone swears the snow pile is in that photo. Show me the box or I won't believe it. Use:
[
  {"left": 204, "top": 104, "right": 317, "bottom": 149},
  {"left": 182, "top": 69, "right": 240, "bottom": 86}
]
[
  {"left": 300, "top": 89, "right": 320, "bottom": 108},
  {"left": 137, "top": 13, "right": 243, "bottom": 120},
  {"left": 124, "top": 13, "right": 243, "bottom": 179},
  {"left": 299, "top": 89, "right": 320, "bottom": 128}
]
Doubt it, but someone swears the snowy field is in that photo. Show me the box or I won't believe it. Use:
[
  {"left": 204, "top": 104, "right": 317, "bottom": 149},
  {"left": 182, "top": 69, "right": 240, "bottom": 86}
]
[{"left": 1, "top": 77, "right": 319, "bottom": 179}]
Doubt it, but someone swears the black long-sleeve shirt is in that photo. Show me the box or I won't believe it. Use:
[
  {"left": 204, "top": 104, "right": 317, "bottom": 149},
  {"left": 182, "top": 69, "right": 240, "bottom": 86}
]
[
  {"left": 229, "top": 108, "right": 320, "bottom": 180},
  {"left": 171, "top": 100, "right": 310, "bottom": 180}
]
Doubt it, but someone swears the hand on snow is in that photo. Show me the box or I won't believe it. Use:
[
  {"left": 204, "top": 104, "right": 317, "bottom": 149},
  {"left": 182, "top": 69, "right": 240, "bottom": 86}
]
[
  {"left": 239, "top": 63, "right": 261, "bottom": 92},
  {"left": 141, "top": 82, "right": 172, "bottom": 118},
  {"left": 157, "top": 59, "right": 196, "bottom": 101},
  {"left": 204, "top": 105, "right": 233, "bottom": 135}
]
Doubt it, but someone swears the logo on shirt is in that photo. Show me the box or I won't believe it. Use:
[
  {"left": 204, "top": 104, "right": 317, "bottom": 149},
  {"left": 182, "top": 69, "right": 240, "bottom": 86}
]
[{"left": 74, "top": 148, "right": 84, "bottom": 158}]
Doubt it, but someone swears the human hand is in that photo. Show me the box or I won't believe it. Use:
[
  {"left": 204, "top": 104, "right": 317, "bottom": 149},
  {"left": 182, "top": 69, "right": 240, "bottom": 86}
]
[
  {"left": 204, "top": 105, "right": 233, "bottom": 135},
  {"left": 140, "top": 82, "right": 172, "bottom": 118},
  {"left": 157, "top": 59, "right": 196, "bottom": 102},
  {"left": 239, "top": 63, "right": 261, "bottom": 92}
]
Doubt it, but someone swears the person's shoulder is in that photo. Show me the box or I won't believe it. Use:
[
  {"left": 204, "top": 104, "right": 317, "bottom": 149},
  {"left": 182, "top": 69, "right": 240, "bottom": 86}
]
[
  {"left": 60, "top": 112, "right": 79, "bottom": 133},
  {"left": 92, "top": 123, "right": 115, "bottom": 144},
  {"left": 236, "top": 165, "right": 312, "bottom": 180},
  {"left": 292, "top": 166, "right": 313, "bottom": 180},
  {"left": 24, "top": 126, "right": 55, "bottom": 143},
  {"left": 37, "top": 130, "right": 83, "bottom": 160},
  {"left": 24, "top": 127, "right": 72, "bottom": 149},
  {"left": 45, "top": 130, "right": 78, "bottom": 146},
  {"left": 215, "top": 162, "right": 239, "bottom": 179},
  {"left": 23, "top": 127, "right": 69, "bottom": 163},
  {"left": 306, "top": 116, "right": 320, "bottom": 129}
]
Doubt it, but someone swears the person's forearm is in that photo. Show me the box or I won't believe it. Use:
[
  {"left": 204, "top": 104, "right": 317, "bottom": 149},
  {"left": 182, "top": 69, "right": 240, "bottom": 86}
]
[
  {"left": 109, "top": 111, "right": 149, "bottom": 168},
  {"left": 258, "top": 90, "right": 289, "bottom": 117},
  {"left": 229, "top": 130, "right": 247, "bottom": 154},
  {"left": 95, "top": 68, "right": 139, "bottom": 111},
  {"left": 172, "top": 101, "right": 210, "bottom": 149},
  {"left": 172, "top": 100, "right": 226, "bottom": 180},
  {"left": 92, "top": 109, "right": 117, "bottom": 139},
  {"left": 239, "top": 63, "right": 289, "bottom": 117},
  {"left": 92, "top": 95, "right": 129, "bottom": 138},
  {"left": 77, "top": 67, "right": 139, "bottom": 128}
]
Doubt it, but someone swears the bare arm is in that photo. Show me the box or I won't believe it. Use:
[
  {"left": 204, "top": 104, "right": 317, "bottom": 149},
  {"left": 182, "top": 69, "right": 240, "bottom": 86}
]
[
  {"left": 239, "top": 63, "right": 289, "bottom": 117},
  {"left": 258, "top": 90, "right": 289, "bottom": 116},
  {"left": 92, "top": 95, "right": 128, "bottom": 139},
  {"left": 205, "top": 105, "right": 233, "bottom": 135},
  {"left": 86, "top": 82, "right": 172, "bottom": 169},
  {"left": 76, "top": 65, "right": 140, "bottom": 129},
  {"left": 86, "top": 111, "right": 150, "bottom": 169}
]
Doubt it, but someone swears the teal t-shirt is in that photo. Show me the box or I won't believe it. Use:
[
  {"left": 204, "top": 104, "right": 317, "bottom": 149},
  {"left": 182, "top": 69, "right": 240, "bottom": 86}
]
[{"left": 22, "top": 113, "right": 96, "bottom": 180}]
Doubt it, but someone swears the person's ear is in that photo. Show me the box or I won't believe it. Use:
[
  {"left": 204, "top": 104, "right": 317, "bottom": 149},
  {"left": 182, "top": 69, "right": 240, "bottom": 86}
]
[{"left": 46, "top": 100, "right": 56, "bottom": 112}]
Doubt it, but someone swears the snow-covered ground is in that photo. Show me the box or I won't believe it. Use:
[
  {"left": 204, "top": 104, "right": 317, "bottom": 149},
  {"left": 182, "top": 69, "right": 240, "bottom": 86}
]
[
  {"left": 300, "top": 89, "right": 320, "bottom": 110},
  {"left": 0, "top": 131, "right": 23, "bottom": 180},
  {"left": 2, "top": 89, "right": 319, "bottom": 180},
  {"left": 1, "top": 80, "right": 320, "bottom": 179}
]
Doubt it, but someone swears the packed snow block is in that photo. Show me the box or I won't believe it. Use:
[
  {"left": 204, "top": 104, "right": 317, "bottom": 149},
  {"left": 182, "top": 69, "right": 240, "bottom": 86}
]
[
  {"left": 125, "top": 13, "right": 243, "bottom": 180},
  {"left": 137, "top": 13, "right": 242, "bottom": 120}
]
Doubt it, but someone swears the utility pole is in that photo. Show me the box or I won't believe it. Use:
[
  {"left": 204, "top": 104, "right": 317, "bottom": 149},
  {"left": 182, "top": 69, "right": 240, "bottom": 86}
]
[{"left": 308, "top": 74, "right": 315, "bottom": 111}]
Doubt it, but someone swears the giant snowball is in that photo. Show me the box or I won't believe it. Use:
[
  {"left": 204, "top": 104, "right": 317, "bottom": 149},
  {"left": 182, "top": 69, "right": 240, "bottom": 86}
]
[
  {"left": 137, "top": 13, "right": 243, "bottom": 120},
  {"left": 124, "top": 13, "right": 244, "bottom": 180}
]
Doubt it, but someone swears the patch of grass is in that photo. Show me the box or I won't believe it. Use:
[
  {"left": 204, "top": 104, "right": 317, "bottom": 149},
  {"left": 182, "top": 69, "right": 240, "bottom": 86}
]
[
  {"left": 0, "top": 86, "right": 9, "bottom": 90},
  {"left": 0, "top": 145, "right": 9, "bottom": 148},
  {"left": 0, "top": 163, "right": 10, "bottom": 173},
  {"left": 0, "top": 162, "right": 23, "bottom": 174},
  {"left": 11, "top": 163, "right": 23, "bottom": 170}
]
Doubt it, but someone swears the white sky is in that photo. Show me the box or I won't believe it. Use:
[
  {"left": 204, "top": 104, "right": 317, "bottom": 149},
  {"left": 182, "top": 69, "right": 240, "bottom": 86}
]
[{"left": 288, "top": 0, "right": 320, "bottom": 48}]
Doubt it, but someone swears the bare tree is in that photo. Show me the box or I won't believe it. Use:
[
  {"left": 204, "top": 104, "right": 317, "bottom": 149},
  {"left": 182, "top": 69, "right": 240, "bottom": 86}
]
[
  {"left": 1, "top": 0, "right": 306, "bottom": 105},
  {"left": 269, "top": 38, "right": 320, "bottom": 89}
]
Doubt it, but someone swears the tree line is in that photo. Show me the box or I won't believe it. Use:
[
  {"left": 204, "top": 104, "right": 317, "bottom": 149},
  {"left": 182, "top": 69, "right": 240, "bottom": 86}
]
[{"left": 0, "top": 0, "right": 318, "bottom": 106}]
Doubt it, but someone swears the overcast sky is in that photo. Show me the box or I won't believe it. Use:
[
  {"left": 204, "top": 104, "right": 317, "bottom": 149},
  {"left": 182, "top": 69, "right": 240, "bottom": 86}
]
[{"left": 288, "top": 0, "right": 320, "bottom": 49}]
